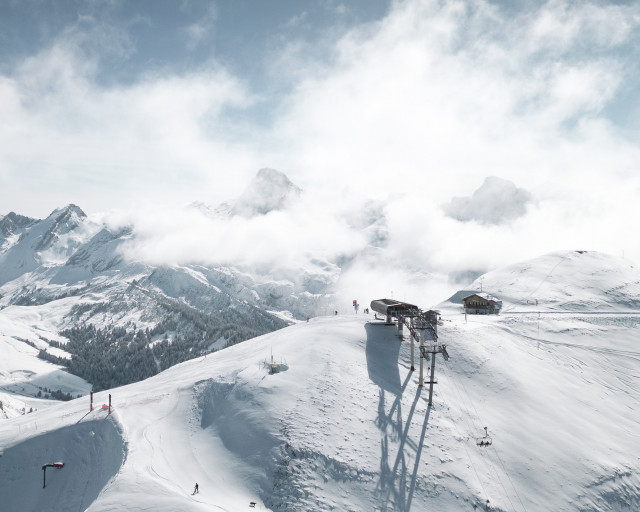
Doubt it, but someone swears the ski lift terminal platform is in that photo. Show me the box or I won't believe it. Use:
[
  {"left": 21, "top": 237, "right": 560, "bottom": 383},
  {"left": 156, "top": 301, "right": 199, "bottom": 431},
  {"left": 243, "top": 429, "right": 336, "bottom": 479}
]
[
  {"left": 370, "top": 298, "right": 419, "bottom": 324},
  {"left": 370, "top": 298, "right": 445, "bottom": 405}
]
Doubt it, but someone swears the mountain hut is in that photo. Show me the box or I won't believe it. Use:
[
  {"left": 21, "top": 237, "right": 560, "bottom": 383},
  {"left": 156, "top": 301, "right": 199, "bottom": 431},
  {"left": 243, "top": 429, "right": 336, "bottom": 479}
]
[{"left": 462, "top": 293, "right": 502, "bottom": 314}]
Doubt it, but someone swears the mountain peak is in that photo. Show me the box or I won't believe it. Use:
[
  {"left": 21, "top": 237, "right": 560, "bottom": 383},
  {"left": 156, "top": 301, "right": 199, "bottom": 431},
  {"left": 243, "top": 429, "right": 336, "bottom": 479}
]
[
  {"left": 33, "top": 204, "right": 87, "bottom": 252},
  {"left": 0, "top": 211, "right": 35, "bottom": 238},
  {"left": 49, "top": 204, "right": 86, "bottom": 220},
  {"left": 231, "top": 168, "right": 302, "bottom": 217}
]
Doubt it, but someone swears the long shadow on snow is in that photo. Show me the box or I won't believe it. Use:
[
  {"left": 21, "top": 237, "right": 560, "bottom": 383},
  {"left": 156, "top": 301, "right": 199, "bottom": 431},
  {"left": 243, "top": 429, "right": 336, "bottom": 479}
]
[
  {"left": 365, "top": 322, "right": 431, "bottom": 512},
  {"left": 197, "top": 379, "right": 279, "bottom": 459},
  {"left": 0, "top": 417, "right": 125, "bottom": 512},
  {"left": 365, "top": 322, "right": 403, "bottom": 395}
]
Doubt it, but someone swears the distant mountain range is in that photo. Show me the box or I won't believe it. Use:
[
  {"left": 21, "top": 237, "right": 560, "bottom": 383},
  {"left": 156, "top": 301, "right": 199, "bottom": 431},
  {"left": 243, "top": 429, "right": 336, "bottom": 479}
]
[
  {"left": 0, "top": 169, "right": 343, "bottom": 395},
  {"left": 4, "top": 165, "right": 639, "bottom": 414}
]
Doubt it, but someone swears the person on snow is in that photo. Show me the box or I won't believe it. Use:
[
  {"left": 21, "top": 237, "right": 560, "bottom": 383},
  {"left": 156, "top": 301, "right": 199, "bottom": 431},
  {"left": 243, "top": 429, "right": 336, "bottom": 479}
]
[{"left": 193, "top": 483, "right": 199, "bottom": 494}]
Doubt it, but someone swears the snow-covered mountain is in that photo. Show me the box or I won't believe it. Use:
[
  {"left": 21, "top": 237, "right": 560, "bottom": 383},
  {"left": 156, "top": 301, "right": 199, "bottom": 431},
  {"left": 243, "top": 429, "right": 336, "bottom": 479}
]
[
  {"left": 1, "top": 248, "right": 639, "bottom": 510},
  {"left": 0, "top": 170, "right": 350, "bottom": 408},
  {"left": 0, "top": 211, "right": 35, "bottom": 241},
  {"left": 190, "top": 168, "right": 302, "bottom": 218},
  {"left": 3, "top": 166, "right": 640, "bottom": 511},
  {"left": 0, "top": 204, "right": 91, "bottom": 286},
  {"left": 230, "top": 167, "right": 302, "bottom": 217},
  {"left": 457, "top": 250, "right": 640, "bottom": 312}
]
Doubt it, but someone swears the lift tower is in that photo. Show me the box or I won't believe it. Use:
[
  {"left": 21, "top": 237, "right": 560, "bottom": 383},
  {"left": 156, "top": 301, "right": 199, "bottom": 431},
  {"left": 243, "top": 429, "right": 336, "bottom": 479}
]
[
  {"left": 402, "top": 310, "right": 449, "bottom": 406},
  {"left": 370, "top": 299, "right": 450, "bottom": 406}
]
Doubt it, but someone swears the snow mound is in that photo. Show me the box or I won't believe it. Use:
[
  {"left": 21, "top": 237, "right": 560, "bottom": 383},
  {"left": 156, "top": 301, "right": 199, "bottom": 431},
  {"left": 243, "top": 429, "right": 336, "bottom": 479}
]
[
  {"left": 0, "top": 418, "right": 125, "bottom": 512},
  {"left": 463, "top": 250, "right": 640, "bottom": 311}
]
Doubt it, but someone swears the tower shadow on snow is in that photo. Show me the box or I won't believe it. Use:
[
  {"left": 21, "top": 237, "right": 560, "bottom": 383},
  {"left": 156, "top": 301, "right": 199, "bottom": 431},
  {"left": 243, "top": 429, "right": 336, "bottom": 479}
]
[
  {"left": 365, "top": 322, "right": 432, "bottom": 512},
  {"left": 365, "top": 322, "right": 402, "bottom": 395}
]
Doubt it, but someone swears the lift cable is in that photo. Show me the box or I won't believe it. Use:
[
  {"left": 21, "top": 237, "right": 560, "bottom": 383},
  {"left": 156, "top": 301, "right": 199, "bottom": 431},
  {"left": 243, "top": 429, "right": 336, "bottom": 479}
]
[
  {"left": 449, "top": 368, "right": 529, "bottom": 512},
  {"left": 491, "top": 444, "right": 529, "bottom": 512},
  {"left": 443, "top": 366, "right": 519, "bottom": 512},
  {"left": 441, "top": 368, "right": 518, "bottom": 511},
  {"left": 436, "top": 382, "right": 492, "bottom": 507},
  {"left": 441, "top": 363, "right": 528, "bottom": 512},
  {"left": 502, "top": 254, "right": 569, "bottom": 313}
]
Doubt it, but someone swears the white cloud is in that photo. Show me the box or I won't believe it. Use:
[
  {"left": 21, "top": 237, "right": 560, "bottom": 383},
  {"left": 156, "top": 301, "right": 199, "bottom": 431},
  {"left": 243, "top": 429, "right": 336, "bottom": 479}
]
[
  {"left": 443, "top": 177, "right": 532, "bottom": 225},
  {"left": 111, "top": 190, "right": 369, "bottom": 273},
  {"left": 2, "top": 0, "right": 640, "bottom": 297},
  {"left": 0, "top": 39, "right": 259, "bottom": 215}
]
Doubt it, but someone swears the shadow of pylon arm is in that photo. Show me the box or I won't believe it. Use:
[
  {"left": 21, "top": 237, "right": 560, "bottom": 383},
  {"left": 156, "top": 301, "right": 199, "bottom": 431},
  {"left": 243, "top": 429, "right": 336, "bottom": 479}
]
[
  {"left": 406, "top": 404, "right": 431, "bottom": 511},
  {"left": 391, "top": 386, "right": 423, "bottom": 476}
]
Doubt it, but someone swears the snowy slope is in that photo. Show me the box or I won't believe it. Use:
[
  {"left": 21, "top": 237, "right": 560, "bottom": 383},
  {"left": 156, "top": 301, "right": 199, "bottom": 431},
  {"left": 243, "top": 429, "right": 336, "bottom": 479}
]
[
  {"left": 0, "top": 306, "right": 92, "bottom": 419},
  {"left": 0, "top": 169, "right": 340, "bottom": 323},
  {"left": 462, "top": 250, "right": 640, "bottom": 312},
  {"left": 0, "top": 172, "right": 339, "bottom": 403},
  {"left": 1, "top": 298, "right": 639, "bottom": 511}
]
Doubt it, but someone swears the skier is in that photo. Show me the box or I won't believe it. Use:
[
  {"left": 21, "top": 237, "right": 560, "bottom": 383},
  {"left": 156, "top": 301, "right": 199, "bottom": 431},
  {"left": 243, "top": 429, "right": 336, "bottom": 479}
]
[{"left": 193, "top": 482, "right": 199, "bottom": 494}]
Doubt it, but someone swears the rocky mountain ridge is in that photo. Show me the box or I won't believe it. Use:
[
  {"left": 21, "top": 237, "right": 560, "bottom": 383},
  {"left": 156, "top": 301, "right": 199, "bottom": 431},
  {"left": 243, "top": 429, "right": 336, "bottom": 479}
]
[{"left": 0, "top": 170, "right": 340, "bottom": 394}]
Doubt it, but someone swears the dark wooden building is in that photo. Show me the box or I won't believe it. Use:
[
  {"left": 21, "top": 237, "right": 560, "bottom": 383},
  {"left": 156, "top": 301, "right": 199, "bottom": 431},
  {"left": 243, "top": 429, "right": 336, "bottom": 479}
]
[{"left": 462, "top": 293, "right": 502, "bottom": 314}]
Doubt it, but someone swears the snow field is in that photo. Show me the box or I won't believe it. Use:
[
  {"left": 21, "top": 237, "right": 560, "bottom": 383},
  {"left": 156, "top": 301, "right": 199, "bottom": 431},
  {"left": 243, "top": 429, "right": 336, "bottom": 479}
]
[{"left": 1, "top": 305, "right": 639, "bottom": 511}]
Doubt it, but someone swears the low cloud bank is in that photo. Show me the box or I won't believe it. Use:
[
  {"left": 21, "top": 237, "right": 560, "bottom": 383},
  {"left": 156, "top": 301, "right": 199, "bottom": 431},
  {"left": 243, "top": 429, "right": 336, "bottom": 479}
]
[
  {"left": 4, "top": 0, "right": 637, "bottom": 305},
  {"left": 98, "top": 166, "right": 640, "bottom": 309}
]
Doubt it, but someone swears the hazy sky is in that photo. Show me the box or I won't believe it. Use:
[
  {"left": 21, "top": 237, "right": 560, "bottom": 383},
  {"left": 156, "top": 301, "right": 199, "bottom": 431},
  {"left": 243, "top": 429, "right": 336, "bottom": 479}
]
[{"left": 2, "top": 0, "right": 640, "bottom": 287}]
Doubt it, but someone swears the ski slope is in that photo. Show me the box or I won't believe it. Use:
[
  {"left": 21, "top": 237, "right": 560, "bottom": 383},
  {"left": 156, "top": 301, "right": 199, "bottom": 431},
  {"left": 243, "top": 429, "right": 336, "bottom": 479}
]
[
  {"left": 0, "top": 307, "right": 91, "bottom": 419},
  {"left": 1, "top": 303, "right": 639, "bottom": 511},
  {"left": 466, "top": 251, "right": 640, "bottom": 312}
]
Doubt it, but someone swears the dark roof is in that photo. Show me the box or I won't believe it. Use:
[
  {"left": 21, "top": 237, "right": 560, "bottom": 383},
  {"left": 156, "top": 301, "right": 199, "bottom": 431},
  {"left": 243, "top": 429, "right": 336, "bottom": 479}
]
[
  {"left": 370, "top": 298, "right": 419, "bottom": 316},
  {"left": 462, "top": 293, "right": 502, "bottom": 305}
]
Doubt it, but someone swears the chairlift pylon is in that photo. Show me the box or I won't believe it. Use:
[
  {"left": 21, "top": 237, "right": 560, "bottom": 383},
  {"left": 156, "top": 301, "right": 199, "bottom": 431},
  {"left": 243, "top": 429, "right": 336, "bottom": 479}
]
[{"left": 476, "top": 426, "right": 492, "bottom": 447}]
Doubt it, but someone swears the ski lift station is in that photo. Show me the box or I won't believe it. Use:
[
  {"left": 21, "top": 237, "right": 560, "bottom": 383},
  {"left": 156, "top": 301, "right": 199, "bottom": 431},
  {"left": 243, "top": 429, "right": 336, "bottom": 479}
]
[
  {"left": 369, "top": 298, "right": 446, "bottom": 406},
  {"left": 370, "top": 298, "right": 419, "bottom": 324},
  {"left": 370, "top": 298, "right": 497, "bottom": 451}
]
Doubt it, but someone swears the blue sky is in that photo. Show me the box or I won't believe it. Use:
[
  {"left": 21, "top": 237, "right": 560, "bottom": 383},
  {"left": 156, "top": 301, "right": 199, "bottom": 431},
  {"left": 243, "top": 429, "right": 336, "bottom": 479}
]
[
  {"left": 0, "top": 1, "right": 389, "bottom": 121},
  {"left": 1, "top": 0, "right": 640, "bottom": 270},
  {"left": 0, "top": 0, "right": 392, "bottom": 211}
]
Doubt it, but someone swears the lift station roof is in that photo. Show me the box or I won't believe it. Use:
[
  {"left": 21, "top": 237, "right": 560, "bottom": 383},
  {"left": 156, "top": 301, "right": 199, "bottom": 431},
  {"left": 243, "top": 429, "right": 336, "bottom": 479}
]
[{"left": 370, "top": 298, "right": 419, "bottom": 317}]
